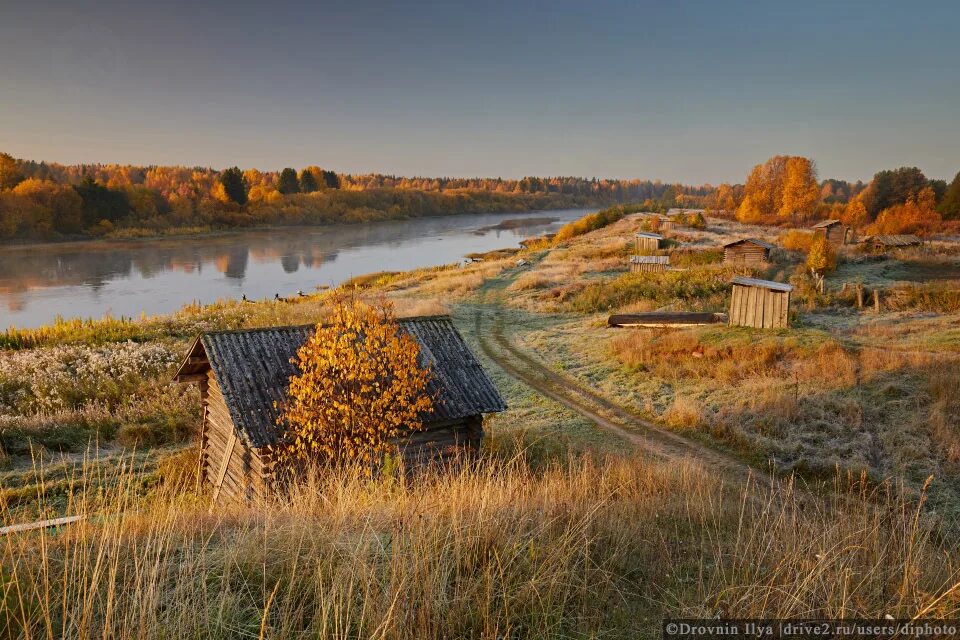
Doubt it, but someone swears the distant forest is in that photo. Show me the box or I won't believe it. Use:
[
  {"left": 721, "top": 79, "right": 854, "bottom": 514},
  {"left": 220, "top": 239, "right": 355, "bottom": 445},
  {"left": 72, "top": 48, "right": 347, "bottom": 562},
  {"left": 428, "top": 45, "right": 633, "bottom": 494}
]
[{"left": 0, "top": 152, "right": 957, "bottom": 241}]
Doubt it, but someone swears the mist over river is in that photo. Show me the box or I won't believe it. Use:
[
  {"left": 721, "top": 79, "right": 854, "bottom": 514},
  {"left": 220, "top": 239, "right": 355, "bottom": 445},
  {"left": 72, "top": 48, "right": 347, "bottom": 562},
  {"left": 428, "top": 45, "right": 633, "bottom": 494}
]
[{"left": 0, "top": 209, "right": 589, "bottom": 329}]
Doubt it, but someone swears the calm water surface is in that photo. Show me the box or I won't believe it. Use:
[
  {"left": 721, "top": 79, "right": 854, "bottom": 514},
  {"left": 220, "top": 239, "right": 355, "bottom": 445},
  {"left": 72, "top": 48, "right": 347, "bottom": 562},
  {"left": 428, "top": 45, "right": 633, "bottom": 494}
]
[{"left": 0, "top": 209, "right": 588, "bottom": 329}]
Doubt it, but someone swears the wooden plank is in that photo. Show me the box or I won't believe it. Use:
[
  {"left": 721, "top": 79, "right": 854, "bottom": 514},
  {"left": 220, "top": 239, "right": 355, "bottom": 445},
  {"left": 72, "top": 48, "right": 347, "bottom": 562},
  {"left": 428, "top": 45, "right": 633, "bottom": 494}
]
[
  {"left": 211, "top": 430, "right": 238, "bottom": 506},
  {"left": 1, "top": 515, "right": 85, "bottom": 536},
  {"left": 780, "top": 293, "right": 790, "bottom": 328},
  {"left": 763, "top": 289, "right": 775, "bottom": 328},
  {"left": 727, "top": 285, "right": 743, "bottom": 327}
]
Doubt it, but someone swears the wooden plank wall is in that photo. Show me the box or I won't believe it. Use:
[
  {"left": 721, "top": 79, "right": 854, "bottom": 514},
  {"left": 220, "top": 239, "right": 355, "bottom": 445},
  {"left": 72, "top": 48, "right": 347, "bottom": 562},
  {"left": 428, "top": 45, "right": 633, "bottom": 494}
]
[
  {"left": 728, "top": 285, "right": 790, "bottom": 329},
  {"left": 635, "top": 237, "right": 661, "bottom": 254},
  {"left": 203, "top": 371, "right": 272, "bottom": 504},
  {"left": 630, "top": 262, "right": 669, "bottom": 273}
]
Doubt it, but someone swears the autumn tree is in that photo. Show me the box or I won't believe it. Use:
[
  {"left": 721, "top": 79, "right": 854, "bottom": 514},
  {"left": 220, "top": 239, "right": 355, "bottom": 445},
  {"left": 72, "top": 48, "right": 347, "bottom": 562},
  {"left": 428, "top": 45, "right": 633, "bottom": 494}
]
[
  {"left": 868, "top": 186, "right": 941, "bottom": 236},
  {"left": 861, "top": 167, "right": 929, "bottom": 217},
  {"left": 939, "top": 171, "right": 960, "bottom": 220},
  {"left": 0, "top": 153, "right": 23, "bottom": 190},
  {"left": 277, "top": 296, "right": 434, "bottom": 467},
  {"left": 806, "top": 233, "right": 836, "bottom": 275},
  {"left": 219, "top": 167, "right": 249, "bottom": 205},
  {"left": 277, "top": 167, "right": 300, "bottom": 195},
  {"left": 779, "top": 157, "right": 820, "bottom": 221},
  {"left": 841, "top": 196, "right": 868, "bottom": 229},
  {"left": 736, "top": 155, "right": 820, "bottom": 223},
  {"left": 12, "top": 178, "right": 84, "bottom": 235}
]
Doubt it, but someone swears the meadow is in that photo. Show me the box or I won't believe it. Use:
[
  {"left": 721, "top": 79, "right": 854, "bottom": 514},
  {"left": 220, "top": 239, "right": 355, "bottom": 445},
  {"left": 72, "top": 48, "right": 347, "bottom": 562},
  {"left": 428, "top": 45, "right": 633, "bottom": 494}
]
[{"left": 1, "top": 208, "right": 959, "bottom": 636}]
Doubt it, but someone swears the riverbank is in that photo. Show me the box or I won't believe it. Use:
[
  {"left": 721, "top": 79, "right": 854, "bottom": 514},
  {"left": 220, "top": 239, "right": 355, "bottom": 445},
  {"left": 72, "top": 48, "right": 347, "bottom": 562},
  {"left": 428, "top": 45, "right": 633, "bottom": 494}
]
[{"left": 0, "top": 208, "right": 590, "bottom": 329}]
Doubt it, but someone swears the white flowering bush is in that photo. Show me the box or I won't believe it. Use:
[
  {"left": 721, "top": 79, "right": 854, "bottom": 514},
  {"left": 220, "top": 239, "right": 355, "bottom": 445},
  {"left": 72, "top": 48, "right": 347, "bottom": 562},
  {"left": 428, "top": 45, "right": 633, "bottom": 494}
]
[{"left": 0, "top": 341, "right": 179, "bottom": 414}]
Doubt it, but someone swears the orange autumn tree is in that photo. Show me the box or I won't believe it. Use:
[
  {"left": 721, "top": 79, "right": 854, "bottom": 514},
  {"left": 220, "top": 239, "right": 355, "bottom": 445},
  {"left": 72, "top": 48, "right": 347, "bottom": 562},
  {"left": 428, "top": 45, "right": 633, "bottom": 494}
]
[
  {"left": 277, "top": 295, "right": 433, "bottom": 467},
  {"left": 737, "top": 155, "right": 820, "bottom": 224},
  {"left": 868, "top": 186, "right": 942, "bottom": 236}
]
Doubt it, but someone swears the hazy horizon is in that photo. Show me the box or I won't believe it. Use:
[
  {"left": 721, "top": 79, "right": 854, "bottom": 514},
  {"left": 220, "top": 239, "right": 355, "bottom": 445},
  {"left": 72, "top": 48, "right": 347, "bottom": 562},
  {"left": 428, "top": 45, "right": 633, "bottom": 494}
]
[{"left": 2, "top": 0, "right": 958, "bottom": 184}]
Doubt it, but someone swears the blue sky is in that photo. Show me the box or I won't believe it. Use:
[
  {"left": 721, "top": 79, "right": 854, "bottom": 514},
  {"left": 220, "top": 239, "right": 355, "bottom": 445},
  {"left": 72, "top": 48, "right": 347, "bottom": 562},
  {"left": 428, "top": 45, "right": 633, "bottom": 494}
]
[{"left": 1, "top": 0, "right": 957, "bottom": 183}]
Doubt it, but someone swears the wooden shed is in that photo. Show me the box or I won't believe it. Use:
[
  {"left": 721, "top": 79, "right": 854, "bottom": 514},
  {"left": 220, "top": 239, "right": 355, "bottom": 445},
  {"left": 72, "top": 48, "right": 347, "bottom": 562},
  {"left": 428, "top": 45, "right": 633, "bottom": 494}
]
[
  {"left": 630, "top": 255, "right": 670, "bottom": 273},
  {"left": 860, "top": 234, "right": 922, "bottom": 252},
  {"left": 635, "top": 231, "right": 664, "bottom": 253},
  {"left": 174, "top": 316, "right": 507, "bottom": 505},
  {"left": 723, "top": 238, "right": 775, "bottom": 265},
  {"left": 811, "top": 219, "right": 848, "bottom": 245},
  {"left": 728, "top": 276, "right": 792, "bottom": 329}
]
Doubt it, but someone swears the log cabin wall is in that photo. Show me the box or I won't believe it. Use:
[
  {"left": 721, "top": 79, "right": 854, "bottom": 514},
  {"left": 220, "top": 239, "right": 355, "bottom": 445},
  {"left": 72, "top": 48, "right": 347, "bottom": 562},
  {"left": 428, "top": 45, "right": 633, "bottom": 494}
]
[{"left": 723, "top": 244, "right": 770, "bottom": 265}]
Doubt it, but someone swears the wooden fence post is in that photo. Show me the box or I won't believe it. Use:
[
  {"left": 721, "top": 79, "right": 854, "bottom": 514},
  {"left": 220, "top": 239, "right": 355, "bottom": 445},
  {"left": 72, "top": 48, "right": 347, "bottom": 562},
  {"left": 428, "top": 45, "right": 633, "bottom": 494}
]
[
  {"left": 856, "top": 284, "right": 864, "bottom": 309},
  {"left": 873, "top": 289, "right": 881, "bottom": 313}
]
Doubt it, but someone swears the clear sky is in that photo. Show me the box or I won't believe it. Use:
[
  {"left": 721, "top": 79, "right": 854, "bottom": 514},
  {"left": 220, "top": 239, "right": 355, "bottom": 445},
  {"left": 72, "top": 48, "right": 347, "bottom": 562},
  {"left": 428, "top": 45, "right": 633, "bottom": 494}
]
[{"left": 1, "top": 0, "right": 958, "bottom": 184}]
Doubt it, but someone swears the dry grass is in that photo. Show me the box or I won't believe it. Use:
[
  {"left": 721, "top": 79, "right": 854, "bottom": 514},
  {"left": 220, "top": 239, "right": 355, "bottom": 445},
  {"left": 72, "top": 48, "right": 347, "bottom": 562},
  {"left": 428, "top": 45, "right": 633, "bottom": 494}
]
[{"left": 2, "top": 452, "right": 959, "bottom": 638}]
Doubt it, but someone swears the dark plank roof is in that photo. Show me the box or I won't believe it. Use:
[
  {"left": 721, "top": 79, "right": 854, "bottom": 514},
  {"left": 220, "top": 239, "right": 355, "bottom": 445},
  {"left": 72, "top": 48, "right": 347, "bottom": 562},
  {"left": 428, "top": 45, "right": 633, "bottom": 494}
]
[
  {"left": 811, "top": 219, "right": 842, "bottom": 229},
  {"left": 861, "top": 234, "right": 922, "bottom": 247},
  {"left": 177, "top": 316, "right": 506, "bottom": 448},
  {"left": 723, "top": 237, "right": 776, "bottom": 250},
  {"left": 731, "top": 276, "right": 794, "bottom": 293}
]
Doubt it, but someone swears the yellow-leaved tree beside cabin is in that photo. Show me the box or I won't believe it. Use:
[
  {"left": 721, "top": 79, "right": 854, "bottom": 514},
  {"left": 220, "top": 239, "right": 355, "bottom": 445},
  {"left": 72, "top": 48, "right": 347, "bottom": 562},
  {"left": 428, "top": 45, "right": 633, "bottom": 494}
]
[{"left": 277, "top": 296, "right": 434, "bottom": 468}]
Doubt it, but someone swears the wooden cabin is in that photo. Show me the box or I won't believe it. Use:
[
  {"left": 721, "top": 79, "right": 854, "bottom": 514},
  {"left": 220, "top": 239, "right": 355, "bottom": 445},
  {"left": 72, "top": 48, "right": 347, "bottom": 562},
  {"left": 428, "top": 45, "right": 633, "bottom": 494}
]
[
  {"left": 859, "top": 234, "right": 922, "bottom": 253},
  {"left": 728, "top": 276, "right": 792, "bottom": 329},
  {"left": 723, "top": 238, "right": 775, "bottom": 265},
  {"left": 811, "top": 219, "right": 848, "bottom": 246},
  {"left": 174, "top": 316, "right": 507, "bottom": 505},
  {"left": 635, "top": 231, "right": 664, "bottom": 253},
  {"left": 630, "top": 255, "right": 670, "bottom": 273}
]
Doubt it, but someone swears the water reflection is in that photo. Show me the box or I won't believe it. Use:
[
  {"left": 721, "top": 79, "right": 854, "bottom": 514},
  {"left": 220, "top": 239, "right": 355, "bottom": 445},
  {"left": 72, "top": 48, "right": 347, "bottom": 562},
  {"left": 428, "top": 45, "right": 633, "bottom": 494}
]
[{"left": 0, "top": 209, "right": 586, "bottom": 328}]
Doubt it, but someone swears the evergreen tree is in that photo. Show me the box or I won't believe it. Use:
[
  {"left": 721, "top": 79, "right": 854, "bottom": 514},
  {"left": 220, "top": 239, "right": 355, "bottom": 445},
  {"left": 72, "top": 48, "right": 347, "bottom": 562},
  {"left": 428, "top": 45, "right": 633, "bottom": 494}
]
[
  {"left": 277, "top": 168, "right": 300, "bottom": 195},
  {"left": 322, "top": 170, "right": 340, "bottom": 189},
  {"left": 219, "top": 167, "right": 249, "bottom": 205},
  {"left": 73, "top": 177, "right": 131, "bottom": 227},
  {"left": 938, "top": 171, "right": 960, "bottom": 220},
  {"left": 298, "top": 168, "right": 319, "bottom": 193}
]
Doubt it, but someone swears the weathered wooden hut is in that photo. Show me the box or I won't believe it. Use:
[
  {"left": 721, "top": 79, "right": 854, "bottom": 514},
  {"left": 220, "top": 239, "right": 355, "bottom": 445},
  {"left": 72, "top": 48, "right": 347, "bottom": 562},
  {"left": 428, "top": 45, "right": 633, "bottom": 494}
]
[
  {"left": 174, "top": 316, "right": 507, "bottom": 504},
  {"left": 860, "top": 234, "right": 922, "bottom": 252},
  {"left": 629, "top": 255, "right": 670, "bottom": 273},
  {"left": 728, "top": 276, "right": 792, "bottom": 329},
  {"left": 723, "top": 238, "right": 776, "bottom": 265},
  {"left": 635, "top": 231, "right": 664, "bottom": 253},
  {"left": 811, "top": 219, "right": 848, "bottom": 245}
]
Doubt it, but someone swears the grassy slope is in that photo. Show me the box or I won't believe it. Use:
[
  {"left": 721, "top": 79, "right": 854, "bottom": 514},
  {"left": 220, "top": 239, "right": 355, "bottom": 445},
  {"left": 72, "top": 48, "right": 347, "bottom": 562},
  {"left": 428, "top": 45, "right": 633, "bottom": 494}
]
[{"left": 1, "top": 211, "right": 960, "bottom": 635}]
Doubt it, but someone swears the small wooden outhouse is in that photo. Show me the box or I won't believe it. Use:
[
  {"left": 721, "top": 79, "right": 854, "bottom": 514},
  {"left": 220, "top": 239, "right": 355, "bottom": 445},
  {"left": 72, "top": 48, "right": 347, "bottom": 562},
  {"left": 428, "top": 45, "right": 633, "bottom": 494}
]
[
  {"left": 635, "top": 231, "right": 664, "bottom": 253},
  {"left": 811, "top": 219, "right": 848, "bottom": 245},
  {"left": 723, "top": 238, "right": 775, "bottom": 265},
  {"left": 630, "top": 255, "right": 670, "bottom": 273},
  {"left": 728, "top": 276, "right": 792, "bottom": 329},
  {"left": 174, "top": 316, "right": 506, "bottom": 504}
]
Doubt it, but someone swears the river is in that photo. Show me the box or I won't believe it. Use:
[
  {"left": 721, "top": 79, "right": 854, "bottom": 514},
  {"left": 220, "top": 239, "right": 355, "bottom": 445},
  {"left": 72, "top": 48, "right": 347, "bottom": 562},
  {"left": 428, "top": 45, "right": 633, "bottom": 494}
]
[{"left": 0, "top": 208, "right": 589, "bottom": 329}]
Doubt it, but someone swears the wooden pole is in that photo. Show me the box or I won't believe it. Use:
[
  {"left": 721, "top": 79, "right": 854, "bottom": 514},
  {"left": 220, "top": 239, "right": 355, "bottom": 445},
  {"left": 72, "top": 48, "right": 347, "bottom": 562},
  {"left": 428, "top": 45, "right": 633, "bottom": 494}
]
[
  {"left": 856, "top": 284, "right": 864, "bottom": 309},
  {"left": 873, "top": 289, "right": 881, "bottom": 313}
]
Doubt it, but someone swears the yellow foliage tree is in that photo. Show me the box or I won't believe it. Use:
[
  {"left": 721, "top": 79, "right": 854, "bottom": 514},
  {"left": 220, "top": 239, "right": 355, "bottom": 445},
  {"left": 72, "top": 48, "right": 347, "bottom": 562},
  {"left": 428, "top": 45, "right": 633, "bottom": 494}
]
[
  {"left": 806, "top": 233, "right": 836, "bottom": 275},
  {"left": 779, "top": 157, "right": 821, "bottom": 221},
  {"left": 737, "top": 155, "right": 820, "bottom": 223},
  {"left": 277, "top": 296, "right": 433, "bottom": 468},
  {"left": 842, "top": 196, "right": 868, "bottom": 229}
]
